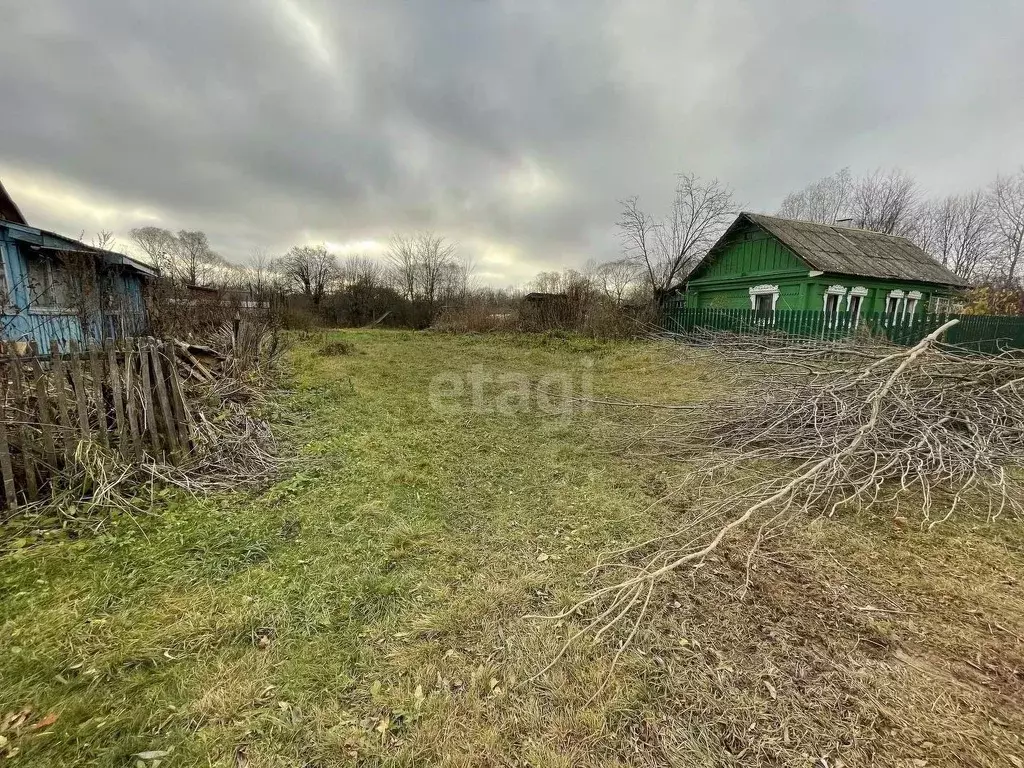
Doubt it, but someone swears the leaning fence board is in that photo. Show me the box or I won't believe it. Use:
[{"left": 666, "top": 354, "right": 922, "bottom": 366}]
[
  {"left": 49, "top": 341, "right": 75, "bottom": 460},
  {"left": 8, "top": 356, "right": 38, "bottom": 501},
  {"left": 165, "top": 343, "right": 191, "bottom": 451},
  {"left": 30, "top": 356, "right": 57, "bottom": 469},
  {"left": 0, "top": 413, "right": 16, "bottom": 509},
  {"left": 123, "top": 341, "right": 144, "bottom": 462},
  {"left": 150, "top": 342, "right": 181, "bottom": 456},
  {"left": 67, "top": 341, "right": 91, "bottom": 440},
  {"left": 138, "top": 342, "right": 163, "bottom": 455},
  {"left": 88, "top": 346, "right": 109, "bottom": 449},
  {"left": 107, "top": 344, "right": 128, "bottom": 457}
]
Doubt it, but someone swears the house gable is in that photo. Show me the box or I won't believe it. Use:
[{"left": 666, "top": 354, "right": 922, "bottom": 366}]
[{"left": 687, "top": 218, "right": 808, "bottom": 285}]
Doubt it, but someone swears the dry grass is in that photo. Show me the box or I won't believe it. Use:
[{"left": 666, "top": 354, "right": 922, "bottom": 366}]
[{"left": 0, "top": 330, "right": 1022, "bottom": 766}]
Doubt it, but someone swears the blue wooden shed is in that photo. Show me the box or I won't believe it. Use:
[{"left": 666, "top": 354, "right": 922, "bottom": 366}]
[{"left": 0, "top": 179, "right": 157, "bottom": 353}]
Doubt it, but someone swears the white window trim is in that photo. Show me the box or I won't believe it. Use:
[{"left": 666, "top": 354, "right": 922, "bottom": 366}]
[
  {"left": 905, "top": 290, "right": 922, "bottom": 318},
  {"left": 846, "top": 286, "right": 868, "bottom": 325},
  {"left": 748, "top": 284, "right": 780, "bottom": 311},
  {"left": 885, "top": 289, "right": 906, "bottom": 322},
  {"left": 822, "top": 284, "right": 846, "bottom": 312}
]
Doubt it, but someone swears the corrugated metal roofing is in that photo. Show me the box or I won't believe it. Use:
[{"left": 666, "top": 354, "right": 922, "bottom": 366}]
[{"left": 706, "top": 212, "right": 969, "bottom": 288}]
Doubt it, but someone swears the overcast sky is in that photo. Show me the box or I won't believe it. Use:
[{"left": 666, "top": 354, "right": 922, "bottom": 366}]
[{"left": 1, "top": 1, "right": 1022, "bottom": 285}]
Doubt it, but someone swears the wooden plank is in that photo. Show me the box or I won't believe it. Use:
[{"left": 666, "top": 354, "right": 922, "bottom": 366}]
[
  {"left": 29, "top": 354, "right": 57, "bottom": 470},
  {"left": 165, "top": 341, "right": 191, "bottom": 451},
  {"left": 49, "top": 340, "right": 74, "bottom": 461},
  {"left": 123, "top": 340, "right": 143, "bottom": 462},
  {"left": 106, "top": 343, "right": 127, "bottom": 456},
  {"left": 8, "top": 354, "right": 37, "bottom": 501},
  {"left": 150, "top": 341, "right": 180, "bottom": 457},
  {"left": 0, "top": 411, "right": 17, "bottom": 509},
  {"left": 87, "top": 345, "right": 109, "bottom": 448},
  {"left": 67, "top": 340, "right": 91, "bottom": 441},
  {"left": 139, "top": 342, "right": 163, "bottom": 455}
]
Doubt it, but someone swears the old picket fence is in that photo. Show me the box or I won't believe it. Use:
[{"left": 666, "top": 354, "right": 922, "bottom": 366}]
[
  {"left": 661, "top": 302, "right": 1024, "bottom": 352},
  {"left": 0, "top": 338, "right": 192, "bottom": 509}
]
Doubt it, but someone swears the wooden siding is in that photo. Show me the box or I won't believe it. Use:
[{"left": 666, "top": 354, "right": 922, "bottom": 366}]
[
  {"left": 0, "top": 234, "right": 148, "bottom": 353},
  {"left": 691, "top": 229, "right": 804, "bottom": 281},
  {"left": 684, "top": 220, "right": 959, "bottom": 313}
]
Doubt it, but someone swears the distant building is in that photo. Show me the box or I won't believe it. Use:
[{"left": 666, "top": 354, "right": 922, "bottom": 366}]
[
  {"left": 0, "top": 179, "right": 157, "bottom": 352},
  {"left": 681, "top": 213, "right": 968, "bottom": 318}
]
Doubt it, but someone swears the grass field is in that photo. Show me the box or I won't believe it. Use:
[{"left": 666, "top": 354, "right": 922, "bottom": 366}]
[{"left": 2, "top": 330, "right": 1023, "bottom": 767}]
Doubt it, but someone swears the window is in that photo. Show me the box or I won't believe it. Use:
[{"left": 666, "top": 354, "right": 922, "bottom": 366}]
[
  {"left": 905, "top": 291, "right": 922, "bottom": 317},
  {"left": 753, "top": 293, "right": 773, "bottom": 315},
  {"left": 748, "top": 284, "right": 780, "bottom": 311},
  {"left": 26, "top": 254, "right": 72, "bottom": 309},
  {"left": 824, "top": 293, "right": 840, "bottom": 316},
  {"left": 822, "top": 285, "right": 847, "bottom": 327},
  {"left": 885, "top": 289, "right": 905, "bottom": 320},
  {"left": 846, "top": 287, "right": 868, "bottom": 326}
]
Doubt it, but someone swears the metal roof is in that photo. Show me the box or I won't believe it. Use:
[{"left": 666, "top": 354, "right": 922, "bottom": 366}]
[
  {"left": 1, "top": 220, "right": 158, "bottom": 278},
  {"left": 703, "top": 212, "right": 969, "bottom": 288}
]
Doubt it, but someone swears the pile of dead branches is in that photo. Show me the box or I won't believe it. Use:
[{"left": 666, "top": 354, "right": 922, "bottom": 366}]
[
  {"left": 650, "top": 320, "right": 1024, "bottom": 524},
  {"left": 55, "top": 321, "right": 286, "bottom": 516},
  {"left": 532, "top": 320, "right": 1024, "bottom": 678}
]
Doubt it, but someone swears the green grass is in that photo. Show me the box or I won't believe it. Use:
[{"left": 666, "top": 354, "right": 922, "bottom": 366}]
[
  {"left": 2, "top": 330, "right": 1022, "bottom": 767},
  {"left": 0, "top": 331, "right": 702, "bottom": 766}
]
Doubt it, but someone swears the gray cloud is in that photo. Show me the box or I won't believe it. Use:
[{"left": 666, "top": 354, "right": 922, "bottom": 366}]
[{"left": 2, "top": 0, "right": 1023, "bottom": 285}]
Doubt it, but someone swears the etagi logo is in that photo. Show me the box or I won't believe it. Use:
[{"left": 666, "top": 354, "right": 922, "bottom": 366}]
[{"left": 428, "top": 361, "right": 594, "bottom": 421}]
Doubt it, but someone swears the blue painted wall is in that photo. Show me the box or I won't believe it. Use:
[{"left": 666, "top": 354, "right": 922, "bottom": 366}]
[{"left": 0, "top": 229, "right": 149, "bottom": 353}]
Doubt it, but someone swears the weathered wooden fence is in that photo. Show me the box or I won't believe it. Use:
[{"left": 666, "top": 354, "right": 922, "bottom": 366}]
[
  {"left": 0, "top": 338, "right": 192, "bottom": 509},
  {"left": 661, "top": 302, "right": 1024, "bottom": 353}
]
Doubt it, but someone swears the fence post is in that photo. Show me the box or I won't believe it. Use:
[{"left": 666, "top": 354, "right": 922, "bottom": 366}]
[
  {"left": 29, "top": 345, "right": 57, "bottom": 471},
  {"left": 138, "top": 341, "right": 163, "bottom": 456},
  {"left": 87, "top": 345, "right": 109, "bottom": 449},
  {"left": 50, "top": 340, "right": 74, "bottom": 462},
  {"left": 8, "top": 352, "right": 37, "bottom": 501}
]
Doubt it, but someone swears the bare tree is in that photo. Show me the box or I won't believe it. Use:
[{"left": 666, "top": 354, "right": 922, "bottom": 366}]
[
  {"left": 341, "top": 254, "right": 383, "bottom": 286},
  {"left": 777, "top": 168, "right": 854, "bottom": 224},
  {"left": 91, "top": 229, "right": 117, "bottom": 251},
  {"left": 618, "top": 173, "right": 735, "bottom": 297},
  {"left": 386, "top": 234, "right": 419, "bottom": 301},
  {"left": 280, "top": 244, "right": 338, "bottom": 307},
  {"left": 416, "top": 231, "right": 457, "bottom": 308},
  {"left": 917, "top": 191, "right": 993, "bottom": 281},
  {"left": 175, "top": 230, "right": 218, "bottom": 287},
  {"left": 384, "top": 231, "right": 458, "bottom": 306},
  {"left": 850, "top": 169, "right": 920, "bottom": 236},
  {"left": 130, "top": 226, "right": 178, "bottom": 273},
  {"left": 593, "top": 259, "right": 639, "bottom": 305},
  {"left": 244, "top": 247, "right": 280, "bottom": 305},
  {"left": 989, "top": 169, "right": 1024, "bottom": 286}
]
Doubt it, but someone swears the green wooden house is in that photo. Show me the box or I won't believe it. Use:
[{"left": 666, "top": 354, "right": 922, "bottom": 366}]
[{"left": 681, "top": 213, "right": 969, "bottom": 319}]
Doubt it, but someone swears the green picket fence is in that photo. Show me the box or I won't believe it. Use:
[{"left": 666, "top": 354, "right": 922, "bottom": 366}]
[{"left": 661, "top": 301, "right": 1024, "bottom": 353}]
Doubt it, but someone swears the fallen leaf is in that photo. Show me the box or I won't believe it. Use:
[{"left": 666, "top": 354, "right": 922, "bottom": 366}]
[
  {"left": 30, "top": 712, "right": 59, "bottom": 730},
  {"left": 536, "top": 553, "right": 549, "bottom": 562},
  {"left": 2, "top": 709, "right": 32, "bottom": 732},
  {"left": 763, "top": 680, "right": 777, "bottom": 700},
  {"left": 134, "top": 750, "right": 172, "bottom": 760}
]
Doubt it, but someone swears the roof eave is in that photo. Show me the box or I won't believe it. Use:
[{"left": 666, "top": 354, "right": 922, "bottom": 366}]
[{"left": 1, "top": 220, "right": 159, "bottom": 278}]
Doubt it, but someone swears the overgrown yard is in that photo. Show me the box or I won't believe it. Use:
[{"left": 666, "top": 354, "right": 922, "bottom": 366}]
[{"left": 2, "top": 331, "right": 1023, "bottom": 766}]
